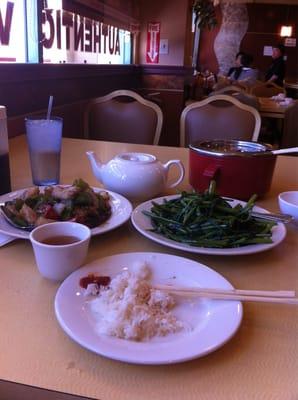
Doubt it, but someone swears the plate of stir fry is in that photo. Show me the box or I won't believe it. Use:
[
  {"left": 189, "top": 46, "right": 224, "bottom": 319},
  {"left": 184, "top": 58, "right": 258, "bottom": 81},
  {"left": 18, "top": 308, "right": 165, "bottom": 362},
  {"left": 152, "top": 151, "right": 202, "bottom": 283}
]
[
  {"left": 0, "top": 179, "right": 133, "bottom": 239},
  {"left": 131, "top": 183, "right": 287, "bottom": 256}
]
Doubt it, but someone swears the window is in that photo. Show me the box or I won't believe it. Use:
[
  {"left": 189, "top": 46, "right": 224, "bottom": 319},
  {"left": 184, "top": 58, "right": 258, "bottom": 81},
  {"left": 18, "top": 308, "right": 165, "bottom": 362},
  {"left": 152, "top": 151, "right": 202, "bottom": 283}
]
[
  {"left": 43, "top": 1, "right": 131, "bottom": 64},
  {"left": 0, "top": 0, "right": 132, "bottom": 64},
  {"left": 0, "top": 1, "right": 26, "bottom": 62}
]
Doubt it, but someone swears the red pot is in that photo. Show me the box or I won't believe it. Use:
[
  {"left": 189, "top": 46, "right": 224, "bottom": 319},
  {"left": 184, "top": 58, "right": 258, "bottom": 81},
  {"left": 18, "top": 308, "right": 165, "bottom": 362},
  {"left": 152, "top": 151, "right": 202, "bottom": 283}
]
[{"left": 189, "top": 140, "right": 277, "bottom": 200}]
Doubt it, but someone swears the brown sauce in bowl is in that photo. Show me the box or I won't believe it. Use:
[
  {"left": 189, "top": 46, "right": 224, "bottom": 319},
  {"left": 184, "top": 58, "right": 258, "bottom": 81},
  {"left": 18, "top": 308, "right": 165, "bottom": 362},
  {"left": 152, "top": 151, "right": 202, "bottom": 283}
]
[{"left": 41, "top": 235, "right": 80, "bottom": 245}]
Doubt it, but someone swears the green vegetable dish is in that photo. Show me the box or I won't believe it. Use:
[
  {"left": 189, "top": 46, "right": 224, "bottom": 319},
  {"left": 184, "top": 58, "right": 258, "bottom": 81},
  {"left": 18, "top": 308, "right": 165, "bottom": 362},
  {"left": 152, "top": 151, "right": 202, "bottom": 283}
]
[
  {"left": 143, "top": 181, "right": 276, "bottom": 249},
  {"left": 2, "top": 179, "right": 111, "bottom": 230}
]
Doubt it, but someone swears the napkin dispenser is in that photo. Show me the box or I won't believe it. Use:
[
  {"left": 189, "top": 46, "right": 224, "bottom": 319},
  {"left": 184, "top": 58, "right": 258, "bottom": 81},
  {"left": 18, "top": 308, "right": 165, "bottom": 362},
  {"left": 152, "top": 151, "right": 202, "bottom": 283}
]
[{"left": 0, "top": 106, "right": 11, "bottom": 195}]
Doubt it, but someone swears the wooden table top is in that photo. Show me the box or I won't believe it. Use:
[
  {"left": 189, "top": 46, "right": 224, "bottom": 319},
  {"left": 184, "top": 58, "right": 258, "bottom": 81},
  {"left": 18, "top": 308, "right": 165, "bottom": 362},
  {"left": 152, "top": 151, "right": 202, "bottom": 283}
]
[
  {"left": 258, "top": 97, "right": 295, "bottom": 119},
  {"left": 1, "top": 135, "right": 298, "bottom": 400},
  {"left": 285, "top": 80, "right": 298, "bottom": 90}
]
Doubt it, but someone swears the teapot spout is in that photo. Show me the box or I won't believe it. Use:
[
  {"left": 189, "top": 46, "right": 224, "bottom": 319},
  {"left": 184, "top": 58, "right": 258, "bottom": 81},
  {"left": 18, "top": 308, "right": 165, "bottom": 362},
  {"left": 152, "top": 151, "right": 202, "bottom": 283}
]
[{"left": 86, "top": 151, "right": 103, "bottom": 182}]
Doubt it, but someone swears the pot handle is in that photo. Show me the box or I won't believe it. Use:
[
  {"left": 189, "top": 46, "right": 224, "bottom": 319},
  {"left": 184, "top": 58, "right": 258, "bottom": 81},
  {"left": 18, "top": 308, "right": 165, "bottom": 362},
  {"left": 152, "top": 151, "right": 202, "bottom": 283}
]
[
  {"left": 203, "top": 164, "right": 220, "bottom": 180},
  {"left": 163, "top": 160, "right": 185, "bottom": 189}
]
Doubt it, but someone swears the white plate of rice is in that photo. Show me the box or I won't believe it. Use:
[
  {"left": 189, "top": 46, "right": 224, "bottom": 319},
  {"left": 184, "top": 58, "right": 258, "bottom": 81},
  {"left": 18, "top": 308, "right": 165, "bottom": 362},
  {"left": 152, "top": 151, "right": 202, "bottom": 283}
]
[{"left": 55, "top": 252, "right": 243, "bottom": 365}]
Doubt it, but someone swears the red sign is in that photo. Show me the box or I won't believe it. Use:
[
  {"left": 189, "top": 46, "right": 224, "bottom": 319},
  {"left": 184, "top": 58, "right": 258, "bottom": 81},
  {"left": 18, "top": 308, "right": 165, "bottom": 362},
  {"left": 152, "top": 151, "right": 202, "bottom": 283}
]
[{"left": 146, "top": 22, "right": 160, "bottom": 64}]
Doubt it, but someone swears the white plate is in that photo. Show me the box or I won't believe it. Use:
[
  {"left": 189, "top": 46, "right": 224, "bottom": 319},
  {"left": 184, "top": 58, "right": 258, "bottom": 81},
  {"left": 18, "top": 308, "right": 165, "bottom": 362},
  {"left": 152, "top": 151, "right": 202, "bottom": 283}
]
[
  {"left": 0, "top": 186, "right": 132, "bottom": 239},
  {"left": 131, "top": 195, "right": 287, "bottom": 256},
  {"left": 55, "top": 252, "right": 243, "bottom": 365}
]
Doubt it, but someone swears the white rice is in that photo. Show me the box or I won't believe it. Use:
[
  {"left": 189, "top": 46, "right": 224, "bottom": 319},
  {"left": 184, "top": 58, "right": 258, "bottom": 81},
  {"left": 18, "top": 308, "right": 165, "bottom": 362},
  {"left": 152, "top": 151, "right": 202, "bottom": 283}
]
[{"left": 89, "top": 261, "right": 185, "bottom": 341}]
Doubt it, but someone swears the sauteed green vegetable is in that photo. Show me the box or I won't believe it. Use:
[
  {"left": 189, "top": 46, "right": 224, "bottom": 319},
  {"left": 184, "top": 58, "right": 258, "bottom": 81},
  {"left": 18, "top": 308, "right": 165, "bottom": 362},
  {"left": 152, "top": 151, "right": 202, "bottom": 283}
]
[{"left": 143, "top": 181, "right": 276, "bottom": 248}]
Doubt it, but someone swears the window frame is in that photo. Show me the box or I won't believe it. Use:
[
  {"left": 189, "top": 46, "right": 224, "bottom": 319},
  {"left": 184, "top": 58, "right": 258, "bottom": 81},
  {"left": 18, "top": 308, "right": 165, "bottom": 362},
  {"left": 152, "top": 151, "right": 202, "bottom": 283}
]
[{"left": 0, "top": 0, "right": 133, "bottom": 65}]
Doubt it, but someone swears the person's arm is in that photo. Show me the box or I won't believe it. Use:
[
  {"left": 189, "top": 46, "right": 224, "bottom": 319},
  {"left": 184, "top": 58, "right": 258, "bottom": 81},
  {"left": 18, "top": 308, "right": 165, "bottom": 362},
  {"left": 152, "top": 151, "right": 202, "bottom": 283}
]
[
  {"left": 238, "top": 69, "right": 258, "bottom": 86},
  {"left": 267, "top": 74, "right": 278, "bottom": 83},
  {"left": 227, "top": 67, "right": 234, "bottom": 77}
]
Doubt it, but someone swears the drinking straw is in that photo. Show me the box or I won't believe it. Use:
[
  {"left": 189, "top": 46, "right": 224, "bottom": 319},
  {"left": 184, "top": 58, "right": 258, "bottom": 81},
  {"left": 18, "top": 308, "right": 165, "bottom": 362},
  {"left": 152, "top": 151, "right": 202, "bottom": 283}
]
[{"left": 46, "top": 95, "right": 53, "bottom": 120}]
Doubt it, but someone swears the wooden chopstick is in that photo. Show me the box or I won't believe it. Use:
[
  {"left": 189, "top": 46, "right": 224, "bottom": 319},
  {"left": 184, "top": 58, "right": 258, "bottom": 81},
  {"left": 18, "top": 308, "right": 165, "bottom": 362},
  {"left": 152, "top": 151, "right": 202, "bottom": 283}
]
[
  {"left": 154, "top": 284, "right": 295, "bottom": 298},
  {"left": 153, "top": 284, "right": 298, "bottom": 305}
]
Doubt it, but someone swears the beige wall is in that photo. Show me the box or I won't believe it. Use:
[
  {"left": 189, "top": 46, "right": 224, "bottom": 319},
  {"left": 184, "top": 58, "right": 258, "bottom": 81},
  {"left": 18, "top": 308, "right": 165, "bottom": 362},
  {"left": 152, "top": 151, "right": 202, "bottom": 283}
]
[{"left": 138, "top": 0, "right": 189, "bottom": 66}]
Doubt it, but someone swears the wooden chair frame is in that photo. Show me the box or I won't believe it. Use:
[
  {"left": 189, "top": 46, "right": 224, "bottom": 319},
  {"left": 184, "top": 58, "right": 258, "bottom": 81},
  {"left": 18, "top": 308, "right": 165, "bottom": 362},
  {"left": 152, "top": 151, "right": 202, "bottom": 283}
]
[
  {"left": 250, "top": 81, "right": 285, "bottom": 96},
  {"left": 83, "top": 89, "right": 163, "bottom": 145},
  {"left": 180, "top": 94, "right": 261, "bottom": 147},
  {"left": 212, "top": 85, "right": 246, "bottom": 95}
]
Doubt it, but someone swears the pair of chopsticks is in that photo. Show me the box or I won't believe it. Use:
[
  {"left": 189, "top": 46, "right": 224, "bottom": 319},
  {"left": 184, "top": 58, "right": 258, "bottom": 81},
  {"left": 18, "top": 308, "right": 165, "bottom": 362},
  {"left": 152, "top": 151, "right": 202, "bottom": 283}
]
[{"left": 153, "top": 284, "right": 298, "bottom": 305}]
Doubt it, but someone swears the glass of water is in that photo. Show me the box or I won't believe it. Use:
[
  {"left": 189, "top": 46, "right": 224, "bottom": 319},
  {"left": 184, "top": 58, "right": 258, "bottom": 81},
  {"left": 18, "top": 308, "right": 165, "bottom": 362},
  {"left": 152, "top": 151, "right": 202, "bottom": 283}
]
[{"left": 25, "top": 117, "right": 63, "bottom": 186}]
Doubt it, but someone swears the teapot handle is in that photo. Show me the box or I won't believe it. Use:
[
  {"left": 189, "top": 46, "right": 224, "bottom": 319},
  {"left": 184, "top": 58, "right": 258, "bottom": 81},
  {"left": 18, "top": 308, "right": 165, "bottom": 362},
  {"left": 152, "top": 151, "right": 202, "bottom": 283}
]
[{"left": 163, "top": 160, "right": 185, "bottom": 189}]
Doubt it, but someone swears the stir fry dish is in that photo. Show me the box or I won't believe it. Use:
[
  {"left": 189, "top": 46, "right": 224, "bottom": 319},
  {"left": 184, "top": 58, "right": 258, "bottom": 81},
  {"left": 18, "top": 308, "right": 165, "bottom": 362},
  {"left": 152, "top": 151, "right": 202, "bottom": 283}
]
[
  {"left": 143, "top": 181, "right": 276, "bottom": 249},
  {"left": 1, "top": 179, "right": 111, "bottom": 229}
]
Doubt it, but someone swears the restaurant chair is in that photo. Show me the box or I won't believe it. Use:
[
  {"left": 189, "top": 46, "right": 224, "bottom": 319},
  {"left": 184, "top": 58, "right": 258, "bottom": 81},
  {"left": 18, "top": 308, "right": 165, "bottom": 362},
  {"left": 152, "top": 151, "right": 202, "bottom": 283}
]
[
  {"left": 211, "top": 85, "right": 245, "bottom": 95},
  {"left": 180, "top": 94, "right": 261, "bottom": 147},
  {"left": 232, "top": 92, "right": 260, "bottom": 110},
  {"left": 210, "top": 87, "right": 260, "bottom": 110},
  {"left": 84, "top": 90, "right": 163, "bottom": 145},
  {"left": 280, "top": 101, "right": 298, "bottom": 148},
  {"left": 250, "top": 82, "right": 285, "bottom": 97},
  {"left": 212, "top": 79, "right": 249, "bottom": 93}
]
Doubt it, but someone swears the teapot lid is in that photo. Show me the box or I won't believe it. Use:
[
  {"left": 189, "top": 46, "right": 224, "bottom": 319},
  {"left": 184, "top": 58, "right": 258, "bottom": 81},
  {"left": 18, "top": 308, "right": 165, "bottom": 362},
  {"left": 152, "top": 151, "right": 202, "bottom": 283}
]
[{"left": 116, "top": 152, "right": 156, "bottom": 163}]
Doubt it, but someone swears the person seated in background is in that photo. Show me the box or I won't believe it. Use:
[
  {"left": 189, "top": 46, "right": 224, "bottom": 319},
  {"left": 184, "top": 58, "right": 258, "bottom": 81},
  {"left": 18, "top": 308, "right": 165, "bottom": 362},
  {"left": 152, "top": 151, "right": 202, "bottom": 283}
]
[
  {"left": 214, "top": 52, "right": 258, "bottom": 91},
  {"left": 226, "top": 51, "right": 245, "bottom": 81},
  {"left": 265, "top": 44, "right": 286, "bottom": 87},
  {"left": 228, "top": 53, "right": 258, "bottom": 85}
]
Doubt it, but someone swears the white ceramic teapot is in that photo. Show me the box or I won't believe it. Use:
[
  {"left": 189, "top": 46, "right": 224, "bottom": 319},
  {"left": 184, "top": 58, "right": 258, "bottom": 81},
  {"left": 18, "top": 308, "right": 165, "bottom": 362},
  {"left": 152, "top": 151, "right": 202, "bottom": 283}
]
[{"left": 86, "top": 151, "right": 185, "bottom": 201}]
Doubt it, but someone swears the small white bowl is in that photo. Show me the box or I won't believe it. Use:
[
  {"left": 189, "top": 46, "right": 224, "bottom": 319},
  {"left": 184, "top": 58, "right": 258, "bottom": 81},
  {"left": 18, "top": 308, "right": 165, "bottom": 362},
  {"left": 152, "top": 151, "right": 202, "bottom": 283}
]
[
  {"left": 278, "top": 191, "right": 298, "bottom": 222},
  {"left": 30, "top": 222, "right": 91, "bottom": 281}
]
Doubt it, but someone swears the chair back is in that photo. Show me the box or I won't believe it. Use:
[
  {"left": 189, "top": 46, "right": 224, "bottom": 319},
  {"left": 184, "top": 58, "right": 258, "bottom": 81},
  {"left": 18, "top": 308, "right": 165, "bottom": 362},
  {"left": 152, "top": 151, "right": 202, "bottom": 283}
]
[
  {"left": 229, "top": 92, "right": 260, "bottom": 110},
  {"left": 180, "top": 94, "right": 261, "bottom": 147},
  {"left": 84, "top": 90, "right": 163, "bottom": 145},
  {"left": 212, "top": 85, "right": 245, "bottom": 95},
  {"left": 281, "top": 101, "right": 298, "bottom": 148},
  {"left": 250, "top": 82, "right": 285, "bottom": 97},
  {"left": 211, "top": 86, "right": 260, "bottom": 109}
]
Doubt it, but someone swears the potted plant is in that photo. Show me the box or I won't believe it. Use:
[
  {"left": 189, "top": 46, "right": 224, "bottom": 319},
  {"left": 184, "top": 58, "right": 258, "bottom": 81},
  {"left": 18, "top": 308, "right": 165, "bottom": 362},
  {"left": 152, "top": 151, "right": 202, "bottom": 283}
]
[{"left": 193, "top": 0, "right": 218, "bottom": 30}]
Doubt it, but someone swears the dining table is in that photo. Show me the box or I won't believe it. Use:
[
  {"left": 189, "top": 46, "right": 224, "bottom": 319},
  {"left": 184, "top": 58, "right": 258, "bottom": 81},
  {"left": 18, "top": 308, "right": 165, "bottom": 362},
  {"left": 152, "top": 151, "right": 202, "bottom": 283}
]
[
  {"left": 1, "top": 134, "right": 298, "bottom": 400},
  {"left": 285, "top": 79, "right": 298, "bottom": 100},
  {"left": 257, "top": 97, "right": 295, "bottom": 119},
  {"left": 257, "top": 97, "right": 298, "bottom": 149}
]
